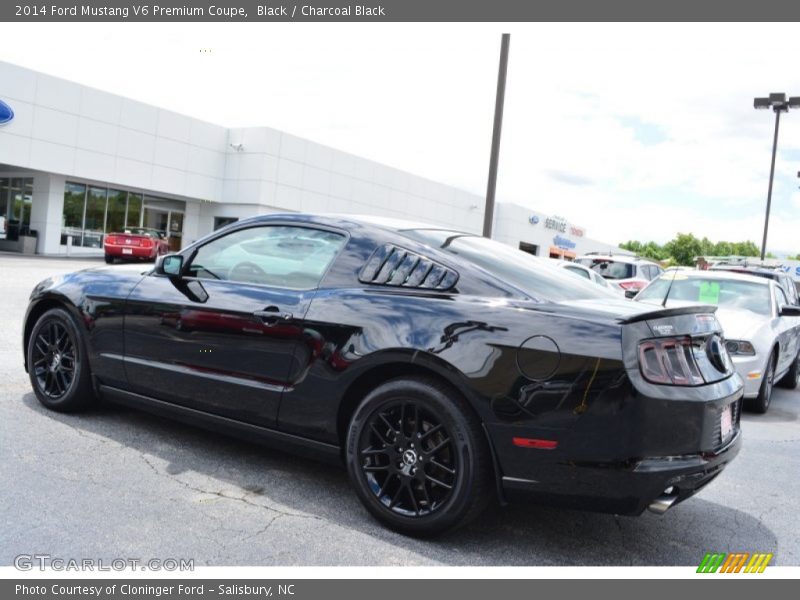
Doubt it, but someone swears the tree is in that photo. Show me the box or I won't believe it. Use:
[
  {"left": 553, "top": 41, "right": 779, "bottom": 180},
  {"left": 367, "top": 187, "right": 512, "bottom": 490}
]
[
  {"left": 664, "top": 233, "right": 703, "bottom": 266},
  {"left": 617, "top": 236, "right": 763, "bottom": 265},
  {"left": 713, "top": 241, "right": 733, "bottom": 256},
  {"left": 731, "top": 241, "right": 760, "bottom": 257}
]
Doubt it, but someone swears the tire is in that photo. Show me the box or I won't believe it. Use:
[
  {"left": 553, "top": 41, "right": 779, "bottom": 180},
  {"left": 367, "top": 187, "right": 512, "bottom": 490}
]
[
  {"left": 27, "top": 307, "right": 96, "bottom": 412},
  {"left": 345, "top": 376, "right": 492, "bottom": 537},
  {"left": 104, "top": 254, "right": 114, "bottom": 264},
  {"left": 777, "top": 350, "right": 800, "bottom": 389},
  {"left": 746, "top": 351, "right": 776, "bottom": 414}
]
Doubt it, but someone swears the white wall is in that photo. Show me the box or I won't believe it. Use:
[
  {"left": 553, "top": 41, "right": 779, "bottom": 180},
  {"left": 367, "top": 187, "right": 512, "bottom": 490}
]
[
  {"left": 0, "top": 61, "right": 227, "bottom": 203},
  {"left": 0, "top": 61, "right": 486, "bottom": 240}
]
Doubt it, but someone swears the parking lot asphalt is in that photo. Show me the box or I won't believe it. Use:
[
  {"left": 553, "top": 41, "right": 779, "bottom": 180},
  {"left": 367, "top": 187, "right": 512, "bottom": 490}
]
[{"left": 1, "top": 254, "right": 799, "bottom": 567}]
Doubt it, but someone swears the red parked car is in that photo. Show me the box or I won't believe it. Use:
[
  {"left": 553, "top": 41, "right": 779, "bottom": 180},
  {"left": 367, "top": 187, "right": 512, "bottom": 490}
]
[{"left": 104, "top": 228, "right": 170, "bottom": 264}]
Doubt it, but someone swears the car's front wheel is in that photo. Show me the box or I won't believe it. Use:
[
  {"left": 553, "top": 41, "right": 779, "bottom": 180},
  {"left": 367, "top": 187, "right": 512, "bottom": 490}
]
[
  {"left": 27, "top": 307, "right": 96, "bottom": 412},
  {"left": 747, "top": 350, "right": 776, "bottom": 414},
  {"left": 345, "top": 376, "right": 492, "bottom": 537},
  {"left": 777, "top": 350, "right": 800, "bottom": 390}
]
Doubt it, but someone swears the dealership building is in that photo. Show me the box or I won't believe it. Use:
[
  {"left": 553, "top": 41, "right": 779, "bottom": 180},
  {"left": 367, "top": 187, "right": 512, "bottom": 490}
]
[{"left": 0, "top": 61, "right": 623, "bottom": 259}]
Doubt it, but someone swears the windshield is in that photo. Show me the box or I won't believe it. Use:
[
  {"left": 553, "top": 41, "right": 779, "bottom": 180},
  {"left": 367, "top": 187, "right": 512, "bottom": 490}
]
[
  {"left": 401, "top": 229, "right": 614, "bottom": 302},
  {"left": 575, "top": 257, "right": 635, "bottom": 280},
  {"left": 636, "top": 276, "right": 772, "bottom": 316}
]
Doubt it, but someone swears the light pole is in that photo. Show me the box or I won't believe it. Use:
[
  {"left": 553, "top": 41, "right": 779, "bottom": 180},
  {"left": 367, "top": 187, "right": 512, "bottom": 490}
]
[
  {"left": 483, "top": 33, "right": 510, "bottom": 238},
  {"left": 754, "top": 93, "right": 800, "bottom": 260}
]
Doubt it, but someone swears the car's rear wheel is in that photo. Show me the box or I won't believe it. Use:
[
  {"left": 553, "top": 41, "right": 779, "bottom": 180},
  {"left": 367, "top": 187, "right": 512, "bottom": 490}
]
[
  {"left": 104, "top": 254, "right": 114, "bottom": 264},
  {"left": 777, "top": 350, "right": 800, "bottom": 390},
  {"left": 747, "top": 350, "right": 776, "bottom": 414},
  {"left": 27, "top": 308, "right": 96, "bottom": 412},
  {"left": 345, "top": 376, "right": 492, "bottom": 537}
]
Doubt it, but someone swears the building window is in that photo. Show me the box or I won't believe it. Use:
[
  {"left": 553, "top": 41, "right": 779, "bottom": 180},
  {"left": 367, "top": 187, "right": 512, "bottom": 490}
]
[
  {"left": 106, "top": 189, "right": 127, "bottom": 234},
  {"left": 518, "top": 242, "right": 539, "bottom": 256},
  {"left": 127, "top": 193, "right": 142, "bottom": 228},
  {"left": 61, "top": 182, "right": 186, "bottom": 250},
  {"left": 0, "top": 177, "right": 33, "bottom": 240},
  {"left": 83, "top": 186, "right": 107, "bottom": 248},
  {"left": 214, "top": 216, "right": 238, "bottom": 230}
]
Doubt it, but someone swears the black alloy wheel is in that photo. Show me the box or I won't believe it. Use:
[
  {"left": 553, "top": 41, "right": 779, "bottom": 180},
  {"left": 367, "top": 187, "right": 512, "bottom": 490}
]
[
  {"left": 359, "top": 401, "right": 457, "bottom": 517},
  {"left": 346, "top": 376, "right": 492, "bottom": 537},
  {"left": 31, "top": 319, "right": 77, "bottom": 399},
  {"left": 28, "top": 308, "right": 96, "bottom": 412}
]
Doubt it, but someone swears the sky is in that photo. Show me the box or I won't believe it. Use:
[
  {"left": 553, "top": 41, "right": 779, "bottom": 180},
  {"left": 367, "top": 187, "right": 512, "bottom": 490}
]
[{"left": 1, "top": 22, "right": 800, "bottom": 254}]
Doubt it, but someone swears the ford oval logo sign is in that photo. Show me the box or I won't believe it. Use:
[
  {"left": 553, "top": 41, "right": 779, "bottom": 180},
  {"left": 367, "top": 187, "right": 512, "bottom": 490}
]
[
  {"left": 529, "top": 215, "right": 539, "bottom": 225},
  {"left": 0, "top": 100, "right": 13, "bottom": 125}
]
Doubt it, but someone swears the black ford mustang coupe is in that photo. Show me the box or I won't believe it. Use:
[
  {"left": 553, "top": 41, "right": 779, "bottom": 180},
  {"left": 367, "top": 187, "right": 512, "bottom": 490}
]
[{"left": 23, "top": 214, "right": 743, "bottom": 536}]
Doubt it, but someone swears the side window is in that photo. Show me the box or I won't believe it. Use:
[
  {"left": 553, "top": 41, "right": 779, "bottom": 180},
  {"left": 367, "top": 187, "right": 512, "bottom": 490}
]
[
  {"left": 565, "top": 265, "right": 591, "bottom": 279},
  {"left": 782, "top": 276, "right": 798, "bottom": 304},
  {"left": 187, "top": 225, "right": 346, "bottom": 289},
  {"left": 775, "top": 285, "right": 789, "bottom": 311},
  {"left": 641, "top": 265, "right": 653, "bottom": 280}
]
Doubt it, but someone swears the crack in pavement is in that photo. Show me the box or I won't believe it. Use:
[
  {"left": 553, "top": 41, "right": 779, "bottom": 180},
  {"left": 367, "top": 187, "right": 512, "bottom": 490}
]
[{"left": 136, "top": 452, "right": 326, "bottom": 526}]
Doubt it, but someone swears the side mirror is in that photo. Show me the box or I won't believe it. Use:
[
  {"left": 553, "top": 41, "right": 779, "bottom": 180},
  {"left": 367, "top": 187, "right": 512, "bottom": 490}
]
[
  {"left": 157, "top": 254, "right": 184, "bottom": 277},
  {"left": 624, "top": 289, "right": 638, "bottom": 299},
  {"left": 779, "top": 305, "right": 800, "bottom": 317}
]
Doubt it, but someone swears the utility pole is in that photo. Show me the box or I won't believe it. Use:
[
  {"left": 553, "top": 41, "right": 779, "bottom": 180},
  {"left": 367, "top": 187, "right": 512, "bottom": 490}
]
[{"left": 482, "top": 33, "right": 510, "bottom": 238}]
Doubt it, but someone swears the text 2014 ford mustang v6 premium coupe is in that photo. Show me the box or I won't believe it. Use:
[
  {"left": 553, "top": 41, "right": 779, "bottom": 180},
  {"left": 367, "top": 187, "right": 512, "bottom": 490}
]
[{"left": 23, "top": 214, "right": 743, "bottom": 536}]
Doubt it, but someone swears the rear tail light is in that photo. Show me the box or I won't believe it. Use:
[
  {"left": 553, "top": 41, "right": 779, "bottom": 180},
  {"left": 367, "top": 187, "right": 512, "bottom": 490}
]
[
  {"left": 140, "top": 238, "right": 154, "bottom": 248},
  {"left": 638, "top": 337, "right": 705, "bottom": 386},
  {"left": 619, "top": 281, "right": 645, "bottom": 291},
  {"left": 105, "top": 235, "right": 118, "bottom": 245}
]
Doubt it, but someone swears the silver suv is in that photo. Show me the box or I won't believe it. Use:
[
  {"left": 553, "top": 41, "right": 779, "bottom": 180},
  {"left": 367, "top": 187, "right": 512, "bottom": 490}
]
[{"left": 575, "top": 253, "right": 664, "bottom": 294}]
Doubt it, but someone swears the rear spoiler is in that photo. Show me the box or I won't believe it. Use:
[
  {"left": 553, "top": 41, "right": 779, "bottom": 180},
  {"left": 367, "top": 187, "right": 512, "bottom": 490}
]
[{"left": 617, "top": 304, "right": 718, "bottom": 325}]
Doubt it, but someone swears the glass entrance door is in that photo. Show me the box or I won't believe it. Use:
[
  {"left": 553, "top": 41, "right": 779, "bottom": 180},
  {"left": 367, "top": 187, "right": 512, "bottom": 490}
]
[
  {"left": 143, "top": 207, "right": 169, "bottom": 237},
  {"left": 143, "top": 206, "right": 184, "bottom": 251},
  {"left": 167, "top": 211, "right": 183, "bottom": 252}
]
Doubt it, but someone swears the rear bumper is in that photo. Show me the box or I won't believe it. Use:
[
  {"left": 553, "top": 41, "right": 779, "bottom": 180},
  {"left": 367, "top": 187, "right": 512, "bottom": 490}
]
[
  {"left": 488, "top": 369, "right": 743, "bottom": 516},
  {"left": 502, "top": 429, "right": 741, "bottom": 515},
  {"left": 104, "top": 244, "right": 156, "bottom": 259}
]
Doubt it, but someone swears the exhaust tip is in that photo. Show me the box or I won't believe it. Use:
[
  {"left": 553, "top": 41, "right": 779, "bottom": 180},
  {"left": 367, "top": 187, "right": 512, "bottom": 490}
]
[{"left": 648, "top": 487, "right": 679, "bottom": 515}]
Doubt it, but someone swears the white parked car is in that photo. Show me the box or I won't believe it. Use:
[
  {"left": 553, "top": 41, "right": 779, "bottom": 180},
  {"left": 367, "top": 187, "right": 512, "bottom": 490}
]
[
  {"left": 553, "top": 260, "right": 623, "bottom": 294},
  {"left": 634, "top": 270, "right": 800, "bottom": 413},
  {"left": 575, "top": 253, "right": 664, "bottom": 295}
]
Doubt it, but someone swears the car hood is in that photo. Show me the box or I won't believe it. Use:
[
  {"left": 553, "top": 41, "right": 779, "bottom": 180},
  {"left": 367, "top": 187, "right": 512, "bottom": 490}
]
[{"left": 712, "top": 307, "right": 768, "bottom": 342}]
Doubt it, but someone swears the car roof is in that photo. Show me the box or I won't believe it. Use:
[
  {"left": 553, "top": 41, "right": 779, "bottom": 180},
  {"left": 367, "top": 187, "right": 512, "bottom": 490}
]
[
  {"left": 576, "top": 254, "right": 653, "bottom": 264},
  {"left": 234, "top": 212, "right": 472, "bottom": 237},
  {"left": 657, "top": 269, "right": 772, "bottom": 286},
  {"left": 710, "top": 264, "right": 782, "bottom": 277}
]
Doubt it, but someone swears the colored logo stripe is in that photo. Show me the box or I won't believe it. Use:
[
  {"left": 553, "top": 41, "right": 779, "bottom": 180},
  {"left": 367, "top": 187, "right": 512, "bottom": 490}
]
[{"left": 697, "top": 552, "right": 773, "bottom": 573}]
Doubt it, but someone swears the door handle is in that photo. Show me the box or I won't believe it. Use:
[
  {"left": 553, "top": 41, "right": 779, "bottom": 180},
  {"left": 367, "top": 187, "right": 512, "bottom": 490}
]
[{"left": 254, "top": 307, "right": 293, "bottom": 324}]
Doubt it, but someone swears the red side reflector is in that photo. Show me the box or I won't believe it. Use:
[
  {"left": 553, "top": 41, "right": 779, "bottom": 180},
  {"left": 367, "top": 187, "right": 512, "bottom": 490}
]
[{"left": 512, "top": 437, "right": 558, "bottom": 450}]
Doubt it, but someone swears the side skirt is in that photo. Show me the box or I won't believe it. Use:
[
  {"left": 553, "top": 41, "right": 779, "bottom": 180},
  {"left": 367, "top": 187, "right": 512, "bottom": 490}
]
[{"left": 98, "top": 384, "right": 342, "bottom": 466}]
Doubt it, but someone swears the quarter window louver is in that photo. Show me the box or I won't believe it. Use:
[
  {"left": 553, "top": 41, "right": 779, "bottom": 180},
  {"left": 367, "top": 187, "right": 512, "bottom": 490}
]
[{"left": 359, "top": 244, "right": 459, "bottom": 291}]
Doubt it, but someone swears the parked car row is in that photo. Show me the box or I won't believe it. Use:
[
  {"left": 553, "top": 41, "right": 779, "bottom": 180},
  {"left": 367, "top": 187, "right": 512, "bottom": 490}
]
[
  {"left": 629, "top": 266, "right": 800, "bottom": 414},
  {"left": 556, "top": 254, "right": 800, "bottom": 415}
]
